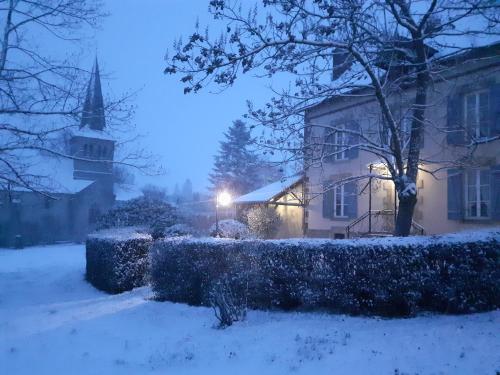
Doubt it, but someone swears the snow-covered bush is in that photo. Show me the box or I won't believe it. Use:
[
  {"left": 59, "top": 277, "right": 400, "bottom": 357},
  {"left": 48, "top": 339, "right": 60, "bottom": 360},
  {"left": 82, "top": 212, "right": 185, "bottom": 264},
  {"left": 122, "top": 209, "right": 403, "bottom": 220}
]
[
  {"left": 246, "top": 206, "right": 281, "bottom": 239},
  {"left": 150, "top": 230, "right": 500, "bottom": 317},
  {"left": 97, "top": 197, "right": 178, "bottom": 232},
  {"left": 209, "top": 277, "right": 247, "bottom": 328},
  {"left": 163, "top": 223, "right": 197, "bottom": 237},
  {"left": 209, "top": 219, "right": 252, "bottom": 239},
  {"left": 86, "top": 228, "right": 152, "bottom": 294}
]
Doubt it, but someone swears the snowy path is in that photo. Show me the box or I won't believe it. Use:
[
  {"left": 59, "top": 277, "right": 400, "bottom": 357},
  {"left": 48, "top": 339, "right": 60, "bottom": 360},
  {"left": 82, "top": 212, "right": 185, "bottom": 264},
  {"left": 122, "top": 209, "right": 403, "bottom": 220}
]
[{"left": 0, "top": 244, "right": 498, "bottom": 375}]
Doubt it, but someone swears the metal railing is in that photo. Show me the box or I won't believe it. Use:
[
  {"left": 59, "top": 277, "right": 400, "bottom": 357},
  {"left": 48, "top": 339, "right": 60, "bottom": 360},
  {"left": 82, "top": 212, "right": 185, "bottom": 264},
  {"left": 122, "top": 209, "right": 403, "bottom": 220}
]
[{"left": 346, "top": 210, "right": 425, "bottom": 238}]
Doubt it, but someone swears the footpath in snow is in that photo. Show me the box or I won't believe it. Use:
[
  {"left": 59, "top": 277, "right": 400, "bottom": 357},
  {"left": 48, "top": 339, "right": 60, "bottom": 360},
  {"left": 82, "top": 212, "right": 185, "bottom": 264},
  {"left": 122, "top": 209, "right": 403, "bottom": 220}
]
[{"left": 0, "top": 244, "right": 498, "bottom": 375}]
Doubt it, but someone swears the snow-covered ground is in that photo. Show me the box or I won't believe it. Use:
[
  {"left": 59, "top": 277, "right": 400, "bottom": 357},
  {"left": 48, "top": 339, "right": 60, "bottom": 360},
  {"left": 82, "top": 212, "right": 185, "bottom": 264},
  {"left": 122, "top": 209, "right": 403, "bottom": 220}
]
[{"left": 0, "top": 244, "right": 498, "bottom": 375}]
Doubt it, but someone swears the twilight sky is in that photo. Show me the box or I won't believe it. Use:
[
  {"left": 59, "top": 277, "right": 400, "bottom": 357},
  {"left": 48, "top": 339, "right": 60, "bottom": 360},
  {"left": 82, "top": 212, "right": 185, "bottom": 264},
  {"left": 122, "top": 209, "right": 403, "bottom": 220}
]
[{"left": 86, "top": 0, "right": 282, "bottom": 193}]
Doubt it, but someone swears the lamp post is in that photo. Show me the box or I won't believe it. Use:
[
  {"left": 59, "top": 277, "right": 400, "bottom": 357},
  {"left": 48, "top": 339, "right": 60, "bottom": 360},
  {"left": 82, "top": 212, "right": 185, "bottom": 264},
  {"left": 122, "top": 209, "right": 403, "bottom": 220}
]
[{"left": 215, "top": 190, "right": 232, "bottom": 236}]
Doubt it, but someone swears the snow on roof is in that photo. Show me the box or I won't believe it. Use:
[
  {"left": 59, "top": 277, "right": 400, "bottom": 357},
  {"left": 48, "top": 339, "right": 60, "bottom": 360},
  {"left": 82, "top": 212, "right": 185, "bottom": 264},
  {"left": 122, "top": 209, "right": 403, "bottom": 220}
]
[
  {"left": 72, "top": 127, "right": 114, "bottom": 141},
  {"left": 234, "top": 175, "right": 303, "bottom": 204},
  {"left": 7, "top": 151, "right": 94, "bottom": 194},
  {"left": 114, "top": 184, "right": 143, "bottom": 201}
]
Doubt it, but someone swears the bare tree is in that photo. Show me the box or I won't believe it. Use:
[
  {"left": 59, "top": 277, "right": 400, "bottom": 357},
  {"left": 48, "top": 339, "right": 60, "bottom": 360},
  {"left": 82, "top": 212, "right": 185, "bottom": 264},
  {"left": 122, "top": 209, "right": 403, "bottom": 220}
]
[
  {"left": 0, "top": 0, "right": 155, "bottom": 195},
  {"left": 165, "top": 0, "right": 499, "bottom": 236}
]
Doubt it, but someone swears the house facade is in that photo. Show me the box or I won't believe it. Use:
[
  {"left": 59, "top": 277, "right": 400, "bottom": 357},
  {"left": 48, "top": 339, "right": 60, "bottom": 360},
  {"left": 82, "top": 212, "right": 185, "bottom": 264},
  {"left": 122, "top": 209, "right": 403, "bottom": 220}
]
[
  {"left": 304, "top": 43, "right": 500, "bottom": 238},
  {"left": 0, "top": 60, "right": 116, "bottom": 247}
]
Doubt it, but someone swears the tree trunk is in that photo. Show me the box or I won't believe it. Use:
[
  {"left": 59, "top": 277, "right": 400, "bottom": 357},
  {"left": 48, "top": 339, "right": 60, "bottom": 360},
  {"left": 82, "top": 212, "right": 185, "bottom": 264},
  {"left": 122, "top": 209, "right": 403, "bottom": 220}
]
[
  {"left": 394, "top": 37, "right": 429, "bottom": 237},
  {"left": 394, "top": 194, "right": 417, "bottom": 236}
]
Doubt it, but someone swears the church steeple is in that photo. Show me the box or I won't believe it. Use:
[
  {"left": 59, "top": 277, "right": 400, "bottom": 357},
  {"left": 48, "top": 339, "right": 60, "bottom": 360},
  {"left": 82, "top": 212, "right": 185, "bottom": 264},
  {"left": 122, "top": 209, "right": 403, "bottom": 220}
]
[{"left": 80, "top": 58, "right": 106, "bottom": 131}]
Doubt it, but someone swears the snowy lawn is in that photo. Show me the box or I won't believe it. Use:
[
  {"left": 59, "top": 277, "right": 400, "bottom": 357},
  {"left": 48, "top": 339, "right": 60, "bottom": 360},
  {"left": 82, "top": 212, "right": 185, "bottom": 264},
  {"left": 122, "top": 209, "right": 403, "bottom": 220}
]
[{"left": 0, "top": 244, "right": 498, "bottom": 375}]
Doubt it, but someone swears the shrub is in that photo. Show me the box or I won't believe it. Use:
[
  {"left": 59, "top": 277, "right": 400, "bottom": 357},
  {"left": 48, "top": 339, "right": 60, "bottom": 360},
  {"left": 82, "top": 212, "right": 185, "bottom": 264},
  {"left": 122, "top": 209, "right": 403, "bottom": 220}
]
[
  {"left": 209, "top": 277, "right": 247, "bottom": 328},
  {"left": 97, "top": 196, "right": 178, "bottom": 231},
  {"left": 246, "top": 206, "right": 281, "bottom": 239},
  {"left": 163, "top": 223, "right": 197, "bottom": 237},
  {"left": 209, "top": 219, "right": 252, "bottom": 239},
  {"left": 150, "top": 230, "right": 500, "bottom": 317},
  {"left": 86, "top": 227, "right": 152, "bottom": 293}
]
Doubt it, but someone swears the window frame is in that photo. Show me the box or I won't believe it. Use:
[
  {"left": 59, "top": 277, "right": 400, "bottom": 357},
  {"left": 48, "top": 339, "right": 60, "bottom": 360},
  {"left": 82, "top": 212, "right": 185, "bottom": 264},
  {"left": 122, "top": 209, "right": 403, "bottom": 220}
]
[
  {"left": 464, "top": 90, "right": 490, "bottom": 139},
  {"left": 464, "top": 169, "right": 491, "bottom": 220},
  {"left": 334, "top": 125, "right": 347, "bottom": 161},
  {"left": 333, "top": 184, "right": 347, "bottom": 218}
]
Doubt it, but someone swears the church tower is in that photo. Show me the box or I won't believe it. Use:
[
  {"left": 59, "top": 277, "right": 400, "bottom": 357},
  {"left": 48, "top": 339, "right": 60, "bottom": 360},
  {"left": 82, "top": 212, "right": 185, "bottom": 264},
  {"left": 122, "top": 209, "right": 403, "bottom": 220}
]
[{"left": 70, "top": 58, "right": 115, "bottom": 181}]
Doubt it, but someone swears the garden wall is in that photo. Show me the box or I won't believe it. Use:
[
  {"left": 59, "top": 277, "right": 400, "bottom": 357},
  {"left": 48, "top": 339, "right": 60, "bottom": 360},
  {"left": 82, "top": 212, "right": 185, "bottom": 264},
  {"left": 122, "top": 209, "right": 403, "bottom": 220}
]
[{"left": 150, "top": 230, "right": 500, "bottom": 316}]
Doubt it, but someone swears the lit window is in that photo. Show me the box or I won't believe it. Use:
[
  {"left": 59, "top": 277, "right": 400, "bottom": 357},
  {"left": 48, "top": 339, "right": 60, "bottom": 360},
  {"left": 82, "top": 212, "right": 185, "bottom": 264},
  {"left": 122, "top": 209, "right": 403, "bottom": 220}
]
[
  {"left": 334, "top": 185, "right": 346, "bottom": 217},
  {"left": 464, "top": 91, "right": 489, "bottom": 138},
  {"left": 465, "top": 169, "right": 490, "bottom": 219}
]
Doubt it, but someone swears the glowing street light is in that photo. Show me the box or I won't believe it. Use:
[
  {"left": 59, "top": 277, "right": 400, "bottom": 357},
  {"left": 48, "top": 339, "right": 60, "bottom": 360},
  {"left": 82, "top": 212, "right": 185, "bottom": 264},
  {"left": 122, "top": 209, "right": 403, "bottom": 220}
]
[
  {"left": 215, "top": 190, "right": 232, "bottom": 236},
  {"left": 217, "top": 191, "right": 232, "bottom": 207}
]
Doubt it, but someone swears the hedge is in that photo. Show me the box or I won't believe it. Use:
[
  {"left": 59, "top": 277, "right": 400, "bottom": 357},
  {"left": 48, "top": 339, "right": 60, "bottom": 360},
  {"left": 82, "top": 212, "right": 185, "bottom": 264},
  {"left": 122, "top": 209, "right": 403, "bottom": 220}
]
[
  {"left": 86, "top": 227, "right": 152, "bottom": 294},
  {"left": 150, "top": 230, "right": 500, "bottom": 317}
]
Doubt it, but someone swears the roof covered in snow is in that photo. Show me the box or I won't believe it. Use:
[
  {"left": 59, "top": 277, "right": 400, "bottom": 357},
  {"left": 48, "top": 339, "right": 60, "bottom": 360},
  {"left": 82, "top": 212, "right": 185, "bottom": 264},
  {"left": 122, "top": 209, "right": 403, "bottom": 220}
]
[
  {"left": 72, "top": 127, "right": 114, "bottom": 141},
  {"left": 6, "top": 151, "right": 95, "bottom": 194},
  {"left": 234, "top": 175, "right": 303, "bottom": 204}
]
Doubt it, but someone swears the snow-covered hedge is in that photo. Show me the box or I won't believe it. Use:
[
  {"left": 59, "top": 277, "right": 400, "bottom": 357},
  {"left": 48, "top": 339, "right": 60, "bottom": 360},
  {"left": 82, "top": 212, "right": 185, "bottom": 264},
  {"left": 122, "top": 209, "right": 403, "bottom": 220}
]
[
  {"left": 150, "top": 230, "right": 500, "bottom": 316},
  {"left": 86, "top": 227, "right": 152, "bottom": 294}
]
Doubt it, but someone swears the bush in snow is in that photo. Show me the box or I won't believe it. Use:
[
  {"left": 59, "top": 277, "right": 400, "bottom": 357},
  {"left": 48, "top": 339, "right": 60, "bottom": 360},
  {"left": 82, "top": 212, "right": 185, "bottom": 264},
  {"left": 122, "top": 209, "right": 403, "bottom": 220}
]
[
  {"left": 86, "top": 227, "right": 152, "bottom": 294},
  {"left": 246, "top": 206, "right": 281, "bottom": 239},
  {"left": 163, "top": 223, "right": 197, "bottom": 237},
  {"left": 209, "top": 219, "right": 252, "bottom": 239},
  {"left": 209, "top": 276, "right": 247, "bottom": 328},
  {"left": 150, "top": 230, "right": 500, "bottom": 317},
  {"left": 97, "top": 197, "right": 178, "bottom": 233}
]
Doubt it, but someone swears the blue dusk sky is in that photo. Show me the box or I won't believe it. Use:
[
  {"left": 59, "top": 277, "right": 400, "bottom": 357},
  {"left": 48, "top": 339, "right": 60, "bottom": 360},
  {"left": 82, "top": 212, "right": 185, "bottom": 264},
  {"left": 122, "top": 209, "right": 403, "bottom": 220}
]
[{"left": 88, "top": 0, "right": 284, "bottom": 193}]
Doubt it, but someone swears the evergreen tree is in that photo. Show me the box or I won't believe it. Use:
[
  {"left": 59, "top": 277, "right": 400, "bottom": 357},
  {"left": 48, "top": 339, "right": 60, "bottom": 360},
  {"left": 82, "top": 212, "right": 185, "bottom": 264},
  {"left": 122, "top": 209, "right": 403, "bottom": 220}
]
[
  {"left": 209, "top": 120, "right": 261, "bottom": 196},
  {"left": 182, "top": 179, "right": 193, "bottom": 202}
]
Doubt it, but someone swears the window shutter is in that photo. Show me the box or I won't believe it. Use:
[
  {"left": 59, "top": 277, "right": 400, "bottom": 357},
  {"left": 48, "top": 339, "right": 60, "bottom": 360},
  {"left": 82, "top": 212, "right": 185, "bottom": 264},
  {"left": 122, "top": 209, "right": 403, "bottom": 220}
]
[
  {"left": 322, "top": 183, "right": 334, "bottom": 219},
  {"left": 346, "top": 121, "right": 359, "bottom": 159},
  {"left": 447, "top": 169, "right": 464, "bottom": 220},
  {"left": 491, "top": 166, "right": 500, "bottom": 220},
  {"left": 447, "top": 94, "right": 465, "bottom": 145},
  {"left": 489, "top": 84, "right": 500, "bottom": 136},
  {"left": 344, "top": 181, "right": 358, "bottom": 219}
]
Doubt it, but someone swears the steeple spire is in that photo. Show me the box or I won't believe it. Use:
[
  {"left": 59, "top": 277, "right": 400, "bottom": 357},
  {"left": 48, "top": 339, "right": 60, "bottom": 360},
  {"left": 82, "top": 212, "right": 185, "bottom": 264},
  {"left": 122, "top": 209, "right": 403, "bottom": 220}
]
[{"left": 80, "top": 58, "right": 106, "bottom": 131}]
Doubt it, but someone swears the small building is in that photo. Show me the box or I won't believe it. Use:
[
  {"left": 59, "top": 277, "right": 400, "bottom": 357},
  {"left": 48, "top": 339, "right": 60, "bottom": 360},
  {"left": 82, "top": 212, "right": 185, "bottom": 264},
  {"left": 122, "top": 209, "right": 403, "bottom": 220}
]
[
  {"left": 234, "top": 176, "right": 306, "bottom": 238},
  {"left": 0, "top": 60, "right": 117, "bottom": 247}
]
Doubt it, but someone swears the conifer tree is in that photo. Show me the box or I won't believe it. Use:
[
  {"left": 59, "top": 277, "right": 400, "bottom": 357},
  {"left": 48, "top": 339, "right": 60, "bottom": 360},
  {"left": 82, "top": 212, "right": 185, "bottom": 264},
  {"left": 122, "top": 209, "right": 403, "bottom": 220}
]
[{"left": 209, "top": 120, "right": 261, "bottom": 195}]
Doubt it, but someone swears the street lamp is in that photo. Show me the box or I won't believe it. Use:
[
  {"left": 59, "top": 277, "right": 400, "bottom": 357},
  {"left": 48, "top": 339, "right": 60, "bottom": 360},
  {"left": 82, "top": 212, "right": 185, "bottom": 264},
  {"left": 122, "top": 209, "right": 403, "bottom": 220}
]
[{"left": 215, "top": 190, "right": 232, "bottom": 236}]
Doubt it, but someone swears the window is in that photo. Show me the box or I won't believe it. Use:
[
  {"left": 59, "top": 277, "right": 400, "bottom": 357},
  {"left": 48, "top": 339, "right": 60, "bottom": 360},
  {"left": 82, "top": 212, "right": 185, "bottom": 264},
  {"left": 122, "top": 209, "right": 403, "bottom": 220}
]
[
  {"left": 334, "top": 185, "right": 346, "bottom": 217},
  {"left": 465, "top": 169, "right": 490, "bottom": 219},
  {"left": 83, "top": 144, "right": 88, "bottom": 156},
  {"left": 464, "top": 91, "right": 490, "bottom": 138},
  {"left": 334, "top": 126, "right": 347, "bottom": 160}
]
